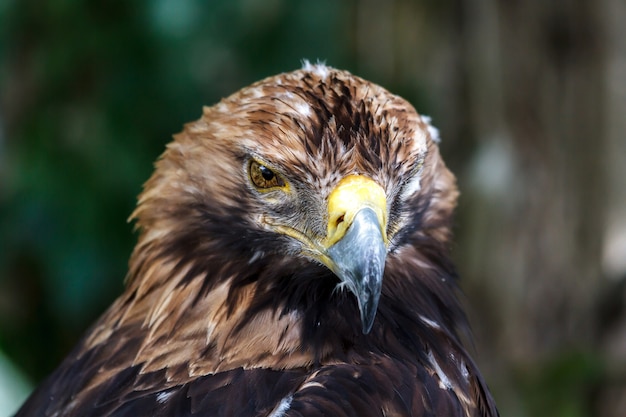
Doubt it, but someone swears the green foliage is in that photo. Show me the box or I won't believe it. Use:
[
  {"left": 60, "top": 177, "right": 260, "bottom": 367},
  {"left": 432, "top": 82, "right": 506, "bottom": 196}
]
[{"left": 515, "top": 351, "right": 605, "bottom": 417}]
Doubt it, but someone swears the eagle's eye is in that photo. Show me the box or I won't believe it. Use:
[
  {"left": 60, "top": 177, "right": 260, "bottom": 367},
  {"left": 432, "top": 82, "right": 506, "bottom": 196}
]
[{"left": 249, "top": 160, "right": 286, "bottom": 190}]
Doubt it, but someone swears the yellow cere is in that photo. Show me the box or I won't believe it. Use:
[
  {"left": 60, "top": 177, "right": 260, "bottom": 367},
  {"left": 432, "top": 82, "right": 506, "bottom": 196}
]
[{"left": 325, "top": 175, "right": 388, "bottom": 248}]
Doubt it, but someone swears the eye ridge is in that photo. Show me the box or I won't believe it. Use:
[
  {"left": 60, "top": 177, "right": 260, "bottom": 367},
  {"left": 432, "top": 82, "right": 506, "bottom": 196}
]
[{"left": 249, "top": 160, "right": 286, "bottom": 189}]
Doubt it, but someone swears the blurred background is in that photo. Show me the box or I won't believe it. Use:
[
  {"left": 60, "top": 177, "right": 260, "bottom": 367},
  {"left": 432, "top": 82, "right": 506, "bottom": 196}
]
[{"left": 0, "top": 0, "right": 624, "bottom": 415}]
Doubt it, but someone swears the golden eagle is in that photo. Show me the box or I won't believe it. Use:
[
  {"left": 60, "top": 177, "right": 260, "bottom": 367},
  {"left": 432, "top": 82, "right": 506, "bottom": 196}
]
[{"left": 16, "top": 63, "right": 499, "bottom": 416}]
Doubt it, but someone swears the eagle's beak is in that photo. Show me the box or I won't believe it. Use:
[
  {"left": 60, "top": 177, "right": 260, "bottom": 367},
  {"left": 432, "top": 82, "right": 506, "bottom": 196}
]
[{"left": 323, "top": 175, "right": 388, "bottom": 334}]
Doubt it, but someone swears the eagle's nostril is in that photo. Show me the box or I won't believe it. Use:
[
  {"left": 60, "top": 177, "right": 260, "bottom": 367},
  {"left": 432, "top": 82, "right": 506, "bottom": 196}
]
[{"left": 335, "top": 214, "right": 345, "bottom": 227}]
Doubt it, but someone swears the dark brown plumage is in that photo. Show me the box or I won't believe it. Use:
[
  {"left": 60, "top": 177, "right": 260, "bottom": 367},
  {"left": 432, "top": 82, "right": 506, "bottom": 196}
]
[{"left": 16, "top": 63, "right": 499, "bottom": 417}]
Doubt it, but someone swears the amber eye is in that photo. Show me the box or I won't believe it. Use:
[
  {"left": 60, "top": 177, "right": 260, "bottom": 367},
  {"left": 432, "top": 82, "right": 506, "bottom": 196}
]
[{"left": 249, "top": 160, "right": 286, "bottom": 190}]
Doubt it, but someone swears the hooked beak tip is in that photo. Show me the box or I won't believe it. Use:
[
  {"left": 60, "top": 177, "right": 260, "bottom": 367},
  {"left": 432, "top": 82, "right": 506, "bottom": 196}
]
[{"left": 327, "top": 208, "right": 386, "bottom": 334}]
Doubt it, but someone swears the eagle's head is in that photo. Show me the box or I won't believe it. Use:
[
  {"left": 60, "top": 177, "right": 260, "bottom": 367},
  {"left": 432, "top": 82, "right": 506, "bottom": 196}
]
[
  {"left": 109, "top": 62, "right": 458, "bottom": 374},
  {"left": 17, "top": 63, "right": 500, "bottom": 417}
]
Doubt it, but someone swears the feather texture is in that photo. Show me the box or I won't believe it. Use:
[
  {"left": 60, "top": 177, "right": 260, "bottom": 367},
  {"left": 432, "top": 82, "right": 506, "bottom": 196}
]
[{"left": 16, "top": 63, "right": 498, "bottom": 417}]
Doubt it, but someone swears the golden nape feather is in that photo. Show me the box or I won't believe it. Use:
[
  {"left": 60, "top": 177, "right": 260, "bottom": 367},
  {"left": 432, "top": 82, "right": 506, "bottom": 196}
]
[{"left": 16, "top": 62, "right": 499, "bottom": 417}]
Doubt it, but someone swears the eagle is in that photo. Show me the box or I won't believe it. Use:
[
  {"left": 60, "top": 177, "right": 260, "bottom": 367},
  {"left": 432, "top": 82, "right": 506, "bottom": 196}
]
[{"left": 16, "top": 62, "right": 499, "bottom": 417}]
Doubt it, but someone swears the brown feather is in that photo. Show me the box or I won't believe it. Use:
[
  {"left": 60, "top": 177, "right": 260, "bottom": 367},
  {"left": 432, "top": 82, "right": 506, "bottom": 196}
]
[{"left": 16, "top": 63, "right": 498, "bottom": 417}]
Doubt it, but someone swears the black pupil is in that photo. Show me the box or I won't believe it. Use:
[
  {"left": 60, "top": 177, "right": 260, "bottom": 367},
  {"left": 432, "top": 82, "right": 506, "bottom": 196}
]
[{"left": 260, "top": 166, "right": 274, "bottom": 181}]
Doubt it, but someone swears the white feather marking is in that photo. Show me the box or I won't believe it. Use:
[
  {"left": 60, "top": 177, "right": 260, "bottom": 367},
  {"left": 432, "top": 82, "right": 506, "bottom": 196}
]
[
  {"left": 301, "top": 381, "right": 325, "bottom": 390},
  {"left": 427, "top": 350, "right": 453, "bottom": 390},
  {"left": 248, "top": 250, "right": 264, "bottom": 264},
  {"left": 156, "top": 390, "right": 174, "bottom": 404},
  {"left": 421, "top": 115, "right": 441, "bottom": 143},
  {"left": 400, "top": 174, "right": 421, "bottom": 201},
  {"left": 294, "top": 101, "right": 311, "bottom": 117},
  {"left": 460, "top": 359, "right": 470, "bottom": 382},
  {"left": 418, "top": 314, "right": 441, "bottom": 330},
  {"left": 268, "top": 395, "right": 293, "bottom": 417},
  {"left": 206, "top": 321, "right": 216, "bottom": 344},
  {"left": 301, "top": 59, "right": 329, "bottom": 79},
  {"left": 250, "top": 87, "right": 265, "bottom": 99}
]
